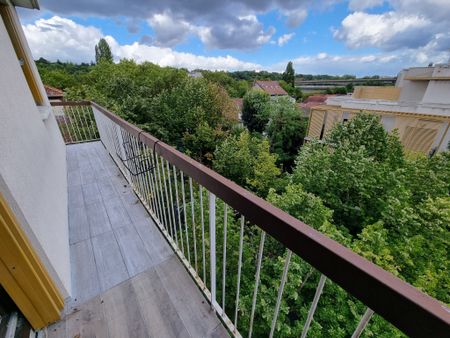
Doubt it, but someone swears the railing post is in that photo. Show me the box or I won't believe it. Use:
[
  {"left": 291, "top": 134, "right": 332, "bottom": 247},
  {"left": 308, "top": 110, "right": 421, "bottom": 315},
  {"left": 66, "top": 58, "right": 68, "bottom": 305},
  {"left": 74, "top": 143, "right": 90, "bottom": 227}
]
[
  {"left": 300, "top": 274, "right": 327, "bottom": 338},
  {"left": 352, "top": 308, "right": 374, "bottom": 338},
  {"left": 209, "top": 192, "right": 216, "bottom": 310}
]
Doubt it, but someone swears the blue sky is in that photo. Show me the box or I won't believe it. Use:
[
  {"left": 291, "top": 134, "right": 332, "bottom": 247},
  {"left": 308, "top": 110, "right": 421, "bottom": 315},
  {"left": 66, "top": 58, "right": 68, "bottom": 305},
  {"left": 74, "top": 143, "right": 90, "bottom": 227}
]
[{"left": 19, "top": 0, "right": 450, "bottom": 76}]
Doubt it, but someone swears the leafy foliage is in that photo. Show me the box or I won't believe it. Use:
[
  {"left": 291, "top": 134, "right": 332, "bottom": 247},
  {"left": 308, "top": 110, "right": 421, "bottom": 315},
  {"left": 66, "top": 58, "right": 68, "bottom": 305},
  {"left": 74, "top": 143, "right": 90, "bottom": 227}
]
[
  {"left": 266, "top": 97, "right": 308, "bottom": 170},
  {"left": 213, "top": 130, "right": 281, "bottom": 197},
  {"left": 241, "top": 89, "right": 270, "bottom": 133},
  {"left": 282, "top": 61, "right": 295, "bottom": 87},
  {"left": 201, "top": 70, "right": 249, "bottom": 98},
  {"left": 95, "top": 38, "right": 113, "bottom": 63}
]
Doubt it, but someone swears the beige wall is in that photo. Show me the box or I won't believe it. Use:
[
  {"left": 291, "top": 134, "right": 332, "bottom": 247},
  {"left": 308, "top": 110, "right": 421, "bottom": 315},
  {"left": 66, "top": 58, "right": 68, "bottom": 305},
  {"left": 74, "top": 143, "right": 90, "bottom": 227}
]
[
  {"left": 352, "top": 86, "right": 401, "bottom": 101},
  {"left": 0, "top": 16, "right": 70, "bottom": 297}
]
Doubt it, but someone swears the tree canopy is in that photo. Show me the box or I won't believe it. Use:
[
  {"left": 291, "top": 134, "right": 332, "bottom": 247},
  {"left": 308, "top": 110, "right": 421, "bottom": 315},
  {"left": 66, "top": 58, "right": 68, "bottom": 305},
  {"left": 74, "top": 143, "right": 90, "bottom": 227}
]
[
  {"left": 241, "top": 89, "right": 270, "bottom": 133},
  {"left": 95, "top": 38, "right": 113, "bottom": 63},
  {"left": 282, "top": 61, "right": 295, "bottom": 87}
]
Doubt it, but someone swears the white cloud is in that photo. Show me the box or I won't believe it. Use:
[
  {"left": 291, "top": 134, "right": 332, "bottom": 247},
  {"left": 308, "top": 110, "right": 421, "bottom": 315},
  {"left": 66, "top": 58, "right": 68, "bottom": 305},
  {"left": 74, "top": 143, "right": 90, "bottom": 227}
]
[
  {"left": 23, "top": 16, "right": 261, "bottom": 71},
  {"left": 282, "top": 8, "right": 307, "bottom": 28},
  {"left": 334, "top": 11, "right": 431, "bottom": 50},
  {"left": 23, "top": 16, "right": 104, "bottom": 62},
  {"left": 348, "top": 0, "right": 385, "bottom": 11},
  {"left": 197, "top": 15, "right": 275, "bottom": 50},
  {"left": 339, "top": 0, "right": 450, "bottom": 52},
  {"left": 36, "top": 0, "right": 324, "bottom": 50},
  {"left": 147, "top": 13, "right": 193, "bottom": 47},
  {"left": 271, "top": 49, "right": 449, "bottom": 76},
  {"left": 277, "top": 33, "right": 295, "bottom": 46}
]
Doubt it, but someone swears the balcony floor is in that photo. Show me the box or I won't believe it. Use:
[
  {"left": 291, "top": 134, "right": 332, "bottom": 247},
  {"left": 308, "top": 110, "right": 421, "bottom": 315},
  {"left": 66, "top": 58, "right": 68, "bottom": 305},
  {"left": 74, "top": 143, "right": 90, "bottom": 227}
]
[{"left": 48, "top": 141, "right": 228, "bottom": 338}]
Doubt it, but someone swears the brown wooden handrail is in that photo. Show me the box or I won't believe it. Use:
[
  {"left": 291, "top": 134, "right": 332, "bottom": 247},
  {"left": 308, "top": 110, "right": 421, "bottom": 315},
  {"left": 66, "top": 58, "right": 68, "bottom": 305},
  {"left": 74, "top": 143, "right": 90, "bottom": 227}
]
[{"left": 63, "top": 101, "right": 450, "bottom": 337}]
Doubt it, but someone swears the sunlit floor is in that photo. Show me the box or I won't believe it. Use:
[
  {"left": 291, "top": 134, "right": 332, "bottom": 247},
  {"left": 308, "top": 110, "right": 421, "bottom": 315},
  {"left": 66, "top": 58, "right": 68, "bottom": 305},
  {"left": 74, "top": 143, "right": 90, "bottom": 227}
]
[{"left": 47, "top": 141, "right": 228, "bottom": 338}]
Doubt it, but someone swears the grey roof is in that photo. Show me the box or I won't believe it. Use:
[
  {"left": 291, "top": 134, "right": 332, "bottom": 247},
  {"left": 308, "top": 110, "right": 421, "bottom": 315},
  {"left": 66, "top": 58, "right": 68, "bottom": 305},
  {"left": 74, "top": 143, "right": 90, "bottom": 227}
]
[{"left": 0, "top": 0, "right": 39, "bottom": 10}]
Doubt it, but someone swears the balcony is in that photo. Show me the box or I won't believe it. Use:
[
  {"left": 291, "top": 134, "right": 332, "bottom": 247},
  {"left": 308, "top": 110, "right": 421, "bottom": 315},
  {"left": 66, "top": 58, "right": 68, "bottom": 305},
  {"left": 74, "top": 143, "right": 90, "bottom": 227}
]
[{"left": 47, "top": 101, "right": 449, "bottom": 337}]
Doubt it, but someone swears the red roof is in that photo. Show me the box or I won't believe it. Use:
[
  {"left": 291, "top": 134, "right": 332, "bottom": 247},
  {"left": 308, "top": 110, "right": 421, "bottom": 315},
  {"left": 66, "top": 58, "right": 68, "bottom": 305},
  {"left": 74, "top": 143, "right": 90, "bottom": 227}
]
[
  {"left": 299, "top": 95, "right": 331, "bottom": 110},
  {"left": 253, "top": 80, "right": 288, "bottom": 96},
  {"left": 44, "top": 85, "right": 64, "bottom": 98}
]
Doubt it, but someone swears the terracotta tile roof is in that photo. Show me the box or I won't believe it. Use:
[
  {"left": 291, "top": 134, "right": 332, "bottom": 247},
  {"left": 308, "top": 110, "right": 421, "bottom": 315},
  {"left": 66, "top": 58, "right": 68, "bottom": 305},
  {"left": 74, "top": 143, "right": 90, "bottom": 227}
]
[
  {"left": 299, "top": 95, "right": 331, "bottom": 110},
  {"left": 44, "top": 85, "right": 64, "bottom": 98},
  {"left": 253, "top": 80, "right": 288, "bottom": 96}
]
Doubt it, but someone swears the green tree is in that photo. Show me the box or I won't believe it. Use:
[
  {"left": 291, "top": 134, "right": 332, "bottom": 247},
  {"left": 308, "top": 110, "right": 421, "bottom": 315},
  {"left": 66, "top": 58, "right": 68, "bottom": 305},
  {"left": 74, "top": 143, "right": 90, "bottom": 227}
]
[
  {"left": 182, "top": 122, "right": 227, "bottom": 165},
  {"left": 95, "top": 38, "right": 113, "bottom": 63},
  {"left": 241, "top": 89, "right": 270, "bottom": 133},
  {"left": 202, "top": 70, "right": 249, "bottom": 98},
  {"left": 279, "top": 80, "right": 302, "bottom": 101},
  {"left": 266, "top": 97, "right": 308, "bottom": 170},
  {"left": 282, "top": 61, "right": 295, "bottom": 87},
  {"left": 213, "top": 130, "right": 281, "bottom": 197},
  {"left": 292, "top": 114, "right": 406, "bottom": 232},
  {"left": 327, "top": 113, "right": 404, "bottom": 167}
]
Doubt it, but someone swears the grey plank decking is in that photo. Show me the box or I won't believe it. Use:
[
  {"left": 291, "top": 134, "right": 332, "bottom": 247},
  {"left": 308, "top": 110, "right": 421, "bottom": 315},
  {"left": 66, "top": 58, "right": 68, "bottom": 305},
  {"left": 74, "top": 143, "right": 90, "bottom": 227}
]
[{"left": 49, "top": 142, "right": 229, "bottom": 338}]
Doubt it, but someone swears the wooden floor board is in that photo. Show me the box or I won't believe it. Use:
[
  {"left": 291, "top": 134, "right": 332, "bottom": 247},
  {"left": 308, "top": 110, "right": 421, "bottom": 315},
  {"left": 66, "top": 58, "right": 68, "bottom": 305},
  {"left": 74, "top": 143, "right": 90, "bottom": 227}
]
[
  {"left": 131, "top": 268, "right": 191, "bottom": 337},
  {"left": 65, "top": 296, "right": 108, "bottom": 338},
  {"left": 101, "top": 278, "right": 149, "bottom": 338},
  {"left": 156, "top": 256, "right": 227, "bottom": 337}
]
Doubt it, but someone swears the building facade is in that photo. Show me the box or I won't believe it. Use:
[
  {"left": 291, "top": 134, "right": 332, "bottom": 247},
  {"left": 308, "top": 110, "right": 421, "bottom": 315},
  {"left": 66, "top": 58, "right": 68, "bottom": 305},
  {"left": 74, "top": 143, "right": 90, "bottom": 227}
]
[
  {"left": 0, "top": 0, "right": 68, "bottom": 328},
  {"left": 306, "top": 65, "right": 450, "bottom": 153}
]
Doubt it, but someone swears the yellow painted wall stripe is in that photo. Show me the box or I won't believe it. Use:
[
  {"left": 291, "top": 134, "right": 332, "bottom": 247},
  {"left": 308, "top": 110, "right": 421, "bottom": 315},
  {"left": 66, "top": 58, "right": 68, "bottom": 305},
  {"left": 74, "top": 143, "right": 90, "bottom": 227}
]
[{"left": 0, "top": 193, "right": 63, "bottom": 329}]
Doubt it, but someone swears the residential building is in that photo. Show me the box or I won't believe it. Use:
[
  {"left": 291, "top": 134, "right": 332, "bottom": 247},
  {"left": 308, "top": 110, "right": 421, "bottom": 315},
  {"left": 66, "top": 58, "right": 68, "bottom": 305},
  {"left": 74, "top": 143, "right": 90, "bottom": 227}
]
[
  {"left": 0, "top": 1, "right": 448, "bottom": 337},
  {"left": 306, "top": 64, "right": 450, "bottom": 153},
  {"left": 252, "top": 80, "right": 291, "bottom": 98}
]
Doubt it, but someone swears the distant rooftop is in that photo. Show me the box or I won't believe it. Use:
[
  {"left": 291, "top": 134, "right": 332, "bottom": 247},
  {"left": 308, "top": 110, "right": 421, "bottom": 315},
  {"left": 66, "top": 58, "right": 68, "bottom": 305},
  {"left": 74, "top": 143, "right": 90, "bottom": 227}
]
[
  {"left": 253, "top": 80, "right": 288, "bottom": 96},
  {"left": 44, "top": 85, "right": 64, "bottom": 99}
]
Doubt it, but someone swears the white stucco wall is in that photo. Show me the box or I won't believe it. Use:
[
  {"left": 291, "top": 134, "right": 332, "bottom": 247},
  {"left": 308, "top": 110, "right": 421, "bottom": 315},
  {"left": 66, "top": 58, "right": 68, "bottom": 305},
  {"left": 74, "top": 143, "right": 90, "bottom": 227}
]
[{"left": 0, "top": 17, "right": 71, "bottom": 297}]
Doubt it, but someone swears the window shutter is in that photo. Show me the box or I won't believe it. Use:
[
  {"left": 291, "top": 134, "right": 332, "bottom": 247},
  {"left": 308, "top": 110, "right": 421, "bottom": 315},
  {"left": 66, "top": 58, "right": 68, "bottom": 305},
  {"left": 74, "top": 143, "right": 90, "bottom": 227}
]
[
  {"left": 324, "top": 111, "right": 343, "bottom": 135},
  {"left": 308, "top": 111, "right": 326, "bottom": 139},
  {"left": 402, "top": 120, "right": 441, "bottom": 153}
]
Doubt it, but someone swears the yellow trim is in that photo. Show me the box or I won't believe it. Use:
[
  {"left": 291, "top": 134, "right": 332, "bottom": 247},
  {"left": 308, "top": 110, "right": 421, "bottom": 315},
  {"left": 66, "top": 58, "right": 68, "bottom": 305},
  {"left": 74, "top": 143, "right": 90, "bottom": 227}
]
[
  {"left": 0, "top": 5, "right": 45, "bottom": 105},
  {"left": 0, "top": 193, "right": 63, "bottom": 329}
]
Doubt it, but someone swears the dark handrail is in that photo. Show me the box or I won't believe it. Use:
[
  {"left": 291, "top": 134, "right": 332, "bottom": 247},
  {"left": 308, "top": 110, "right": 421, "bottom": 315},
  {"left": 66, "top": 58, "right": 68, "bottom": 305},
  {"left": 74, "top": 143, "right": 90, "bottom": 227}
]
[{"left": 66, "top": 101, "right": 450, "bottom": 337}]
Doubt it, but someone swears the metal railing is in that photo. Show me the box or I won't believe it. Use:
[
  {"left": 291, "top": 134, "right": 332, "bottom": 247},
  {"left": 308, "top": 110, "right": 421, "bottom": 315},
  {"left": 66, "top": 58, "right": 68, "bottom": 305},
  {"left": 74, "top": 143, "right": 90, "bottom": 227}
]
[
  {"left": 56, "top": 101, "right": 449, "bottom": 337},
  {"left": 51, "top": 101, "right": 99, "bottom": 144}
]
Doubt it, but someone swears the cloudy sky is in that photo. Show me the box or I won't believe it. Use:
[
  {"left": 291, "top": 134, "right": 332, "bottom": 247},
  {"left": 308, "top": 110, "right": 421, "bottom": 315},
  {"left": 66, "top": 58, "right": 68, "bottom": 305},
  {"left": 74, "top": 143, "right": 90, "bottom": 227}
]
[{"left": 18, "top": 0, "right": 450, "bottom": 76}]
